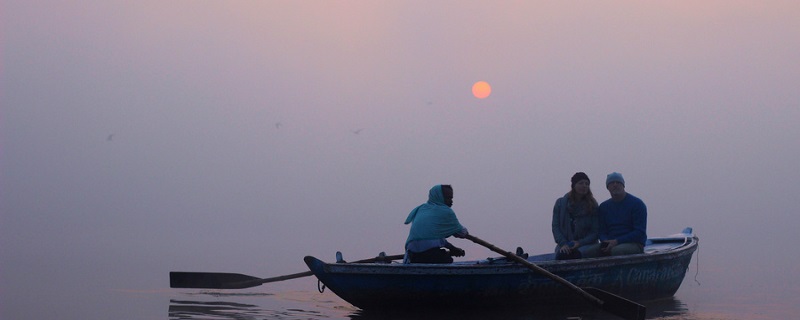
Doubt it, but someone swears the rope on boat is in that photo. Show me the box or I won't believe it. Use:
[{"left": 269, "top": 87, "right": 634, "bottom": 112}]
[
  {"left": 693, "top": 236, "right": 702, "bottom": 285},
  {"left": 317, "top": 280, "right": 326, "bottom": 293}
]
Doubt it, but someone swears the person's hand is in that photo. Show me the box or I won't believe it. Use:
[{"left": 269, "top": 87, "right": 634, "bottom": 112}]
[
  {"left": 558, "top": 244, "right": 571, "bottom": 254},
  {"left": 601, "top": 240, "right": 618, "bottom": 253},
  {"left": 450, "top": 247, "right": 466, "bottom": 257}
]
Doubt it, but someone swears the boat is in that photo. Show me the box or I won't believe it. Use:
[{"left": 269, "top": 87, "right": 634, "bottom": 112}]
[{"left": 303, "top": 228, "right": 698, "bottom": 311}]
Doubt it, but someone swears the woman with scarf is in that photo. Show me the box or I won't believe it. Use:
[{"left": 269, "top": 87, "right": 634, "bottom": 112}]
[{"left": 552, "top": 172, "right": 599, "bottom": 260}]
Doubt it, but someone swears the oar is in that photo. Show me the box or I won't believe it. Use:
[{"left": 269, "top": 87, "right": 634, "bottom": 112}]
[
  {"left": 170, "top": 253, "right": 404, "bottom": 289},
  {"left": 464, "top": 234, "right": 646, "bottom": 320}
]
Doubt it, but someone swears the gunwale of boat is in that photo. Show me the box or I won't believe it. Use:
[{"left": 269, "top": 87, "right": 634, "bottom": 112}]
[{"left": 318, "top": 235, "right": 698, "bottom": 275}]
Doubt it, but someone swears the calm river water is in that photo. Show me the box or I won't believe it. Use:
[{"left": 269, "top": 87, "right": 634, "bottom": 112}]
[
  {"left": 3, "top": 229, "right": 798, "bottom": 319},
  {"left": 137, "top": 258, "right": 795, "bottom": 320},
  {"left": 159, "top": 273, "right": 793, "bottom": 320}
]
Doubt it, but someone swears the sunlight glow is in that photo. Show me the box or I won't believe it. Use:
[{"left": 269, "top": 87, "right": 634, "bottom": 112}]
[{"left": 472, "top": 81, "right": 491, "bottom": 99}]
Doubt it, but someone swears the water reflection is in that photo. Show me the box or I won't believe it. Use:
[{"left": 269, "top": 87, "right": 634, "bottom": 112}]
[
  {"left": 169, "top": 299, "right": 329, "bottom": 320},
  {"left": 645, "top": 297, "right": 690, "bottom": 319},
  {"left": 349, "top": 306, "right": 597, "bottom": 320},
  {"left": 349, "top": 298, "right": 689, "bottom": 320},
  {"left": 169, "top": 300, "right": 263, "bottom": 320},
  {"left": 168, "top": 292, "right": 691, "bottom": 320},
  {"left": 168, "top": 291, "right": 328, "bottom": 320}
]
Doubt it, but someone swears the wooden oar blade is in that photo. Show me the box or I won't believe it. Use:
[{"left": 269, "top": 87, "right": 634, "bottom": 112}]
[
  {"left": 583, "top": 287, "right": 646, "bottom": 320},
  {"left": 170, "top": 272, "right": 262, "bottom": 289}
]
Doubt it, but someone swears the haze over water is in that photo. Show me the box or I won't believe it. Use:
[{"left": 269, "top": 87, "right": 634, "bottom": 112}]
[{"left": 2, "top": 2, "right": 799, "bottom": 319}]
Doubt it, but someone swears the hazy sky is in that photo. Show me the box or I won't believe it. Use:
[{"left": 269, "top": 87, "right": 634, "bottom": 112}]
[{"left": 2, "top": 1, "right": 800, "bottom": 316}]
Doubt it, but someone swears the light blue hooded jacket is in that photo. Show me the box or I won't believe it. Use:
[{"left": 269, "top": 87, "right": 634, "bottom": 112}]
[{"left": 404, "top": 185, "right": 465, "bottom": 248}]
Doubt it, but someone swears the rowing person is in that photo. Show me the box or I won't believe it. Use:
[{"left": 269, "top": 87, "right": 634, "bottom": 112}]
[{"left": 403, "top": 184, "right": 468, "bottom": 263}]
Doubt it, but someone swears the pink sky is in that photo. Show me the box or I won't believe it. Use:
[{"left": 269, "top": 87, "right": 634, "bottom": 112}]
[{"left": 2, "top": 1, "right": 800, "bottom": 318}]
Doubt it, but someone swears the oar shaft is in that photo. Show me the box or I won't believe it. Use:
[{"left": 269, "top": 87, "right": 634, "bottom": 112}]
[
  {"left": 239, "top": 253, "right": 403, "bottom": 286},
  {"left": 171, "top": 253, "right": 405, "bottom": 289},
  {"left": 464, "top": 234, "right": 603, "bottom": 306},
  {"left": 249, "top": 254, "right": 403, "bottom": 287},
  {"left": 229, "top": 271, "right": 314, "bottom": 288}
]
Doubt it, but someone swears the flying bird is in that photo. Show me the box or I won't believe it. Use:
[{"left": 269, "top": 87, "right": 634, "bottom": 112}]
[
  {"left": 275, "top": 122, "right": 282, "bottom": 129},
  {"left": 107, "top": 134, "right": 114, "bottom": 141},
  {"left": 352, "top": 129, "right": 364, "bottom": 135}
]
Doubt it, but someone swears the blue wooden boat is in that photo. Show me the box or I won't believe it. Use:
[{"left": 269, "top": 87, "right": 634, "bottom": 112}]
[{"left": 303, "top": 228, "right": 698, "bottom": 310}]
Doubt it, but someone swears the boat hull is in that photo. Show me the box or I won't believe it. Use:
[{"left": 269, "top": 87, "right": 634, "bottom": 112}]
[{"left": 304, "top": 233, "right": 698, "bottom": 310}]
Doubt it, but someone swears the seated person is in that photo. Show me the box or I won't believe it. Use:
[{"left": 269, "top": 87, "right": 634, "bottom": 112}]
[
  {"left": 552, "top": 172, "right": 600, "bottom": 260},
  {"left": 404, "top": 185, "right": 467, "bottom": 263},
  {"left": 586, "top": 172, "right": 647, "bottom": 256}
]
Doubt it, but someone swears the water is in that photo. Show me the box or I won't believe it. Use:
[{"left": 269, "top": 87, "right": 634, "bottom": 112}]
[
  {"left": 167, "top": 291, "right": 338, "bottom": 320},
  {"left": 161, "top": 275, "right": 789, "bottom": 320},
  {"left": 1, "top": 226, "right": 797, "bottom": 319},
  {"left": 2, "top": 212, "right": 797, "bottom": 320},
  {"left": 165, "top": 291, "right": 686, "bottom": 320},
  {"left": 38, "top": 254, "right": 789, "bottom": 320},
  {"left": 155, "top": 236, "right": 798, "bottom": 320}
]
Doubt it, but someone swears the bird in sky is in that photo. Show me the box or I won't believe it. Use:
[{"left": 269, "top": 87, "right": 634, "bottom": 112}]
[
  {"left": 107, "top": 134, "right": 114, "bottom": 141},
  {"left": 352, "top": 129, "right": 364, "bottom": 135},
  {"left": 275, "top": 122, "right": 282, "bottom": 129}
]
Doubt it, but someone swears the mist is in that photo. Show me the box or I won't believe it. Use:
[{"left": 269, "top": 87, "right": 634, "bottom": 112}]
[{"left": 2, "top": 2, "right": 799, "bottom": 318}]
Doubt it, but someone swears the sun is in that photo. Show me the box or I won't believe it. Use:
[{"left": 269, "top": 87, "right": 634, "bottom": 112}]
[{"left": 472, "top": 81, "right": 491, "bottom": 99}]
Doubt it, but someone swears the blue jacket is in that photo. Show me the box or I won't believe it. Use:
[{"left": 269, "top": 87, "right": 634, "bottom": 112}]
[{"left": 598, "top": 193, "right": 647, "bottom": 246}]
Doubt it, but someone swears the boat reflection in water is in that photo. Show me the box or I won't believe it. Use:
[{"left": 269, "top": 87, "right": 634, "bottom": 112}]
[
  {"left": 349, "top": 297, "right": 690, "bottom": 320},
  {"left": 168, "top": 291, "right": 327, "bottom": 320},
  {"left": 169, "top": 299, "right": 263, "bottom": 320},
  {"left": 168, "top": 296, "right": 690, "bottom": 320},
  {"left": 646, "top": 297, "right": 691, "bottom": 319}
]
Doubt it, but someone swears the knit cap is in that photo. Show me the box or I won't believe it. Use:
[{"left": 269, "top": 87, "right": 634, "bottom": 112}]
[
  {"left": 606, "top": 172, "right": 625, "bottom": 186},
  {"left": 571, "top": 172, "right": 590, "bottom": 188}
]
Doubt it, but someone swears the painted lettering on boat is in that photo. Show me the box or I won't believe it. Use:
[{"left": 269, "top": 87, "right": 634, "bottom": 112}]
[
  {"left": 571, "top": 270, "right": 605, "bottom": 287},
  {"left": 515, "top": 260, "right": 688, "bottom": 294},
  {"left": 516, "top": 270, "right": 605, "bottom": 293},
  {"left": 625, "top": 262, "right": 686, "bottom": 286}
]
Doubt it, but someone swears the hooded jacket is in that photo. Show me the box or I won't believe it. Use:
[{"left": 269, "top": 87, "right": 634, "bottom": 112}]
[{"left": 404, "top": 185, "right": 465, "bottom": 247}]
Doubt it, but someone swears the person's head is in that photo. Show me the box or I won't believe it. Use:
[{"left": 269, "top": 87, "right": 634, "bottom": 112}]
[
  {"left": 441, "top": 185, "right": 453, "bottom": 207},
  {"left": 605, "top": 172, "right": 626, "bottom": 200},
  {"left": 570, "top": 172, "right": 591, "bottom": 196},
  {"left": 569, "top": 172, "right": 597, "bottom": 209}
]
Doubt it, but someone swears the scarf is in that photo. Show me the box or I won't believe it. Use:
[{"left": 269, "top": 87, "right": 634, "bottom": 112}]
[{"left": 404, "top": 185, "right": 464, "bottom": 246}]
